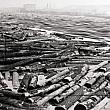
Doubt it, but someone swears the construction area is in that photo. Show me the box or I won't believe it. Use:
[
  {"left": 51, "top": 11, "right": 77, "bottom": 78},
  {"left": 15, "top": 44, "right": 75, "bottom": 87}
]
[{"left": 1, "top": 13, "right": 110, "bottom": 110}]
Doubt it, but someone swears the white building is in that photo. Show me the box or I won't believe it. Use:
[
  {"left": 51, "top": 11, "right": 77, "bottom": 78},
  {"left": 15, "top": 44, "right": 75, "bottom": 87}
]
[{"left": 23, "top": 4, "right": 36, "bottom": 11}]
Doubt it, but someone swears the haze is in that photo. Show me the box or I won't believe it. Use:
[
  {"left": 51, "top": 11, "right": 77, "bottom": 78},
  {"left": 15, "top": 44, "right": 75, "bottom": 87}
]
[{"left": 0, "top": 0, "right": 110, "bottom": 9}]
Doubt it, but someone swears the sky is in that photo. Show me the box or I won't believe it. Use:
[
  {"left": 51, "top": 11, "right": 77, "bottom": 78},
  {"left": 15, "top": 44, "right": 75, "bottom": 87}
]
[{"left": 0, "top": 0, "right": 110, "bottom": 9}]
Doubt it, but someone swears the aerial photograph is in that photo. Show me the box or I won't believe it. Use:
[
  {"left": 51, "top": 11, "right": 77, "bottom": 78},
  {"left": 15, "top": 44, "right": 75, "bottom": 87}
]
[{"left": 0, "top": 0, "right": 110, "bottom": 110}]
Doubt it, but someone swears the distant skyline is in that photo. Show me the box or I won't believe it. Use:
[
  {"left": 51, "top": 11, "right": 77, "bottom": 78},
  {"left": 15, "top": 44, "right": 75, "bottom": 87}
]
[{"left": 0, "top": 0, "right": 110, "bottom": 9}]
